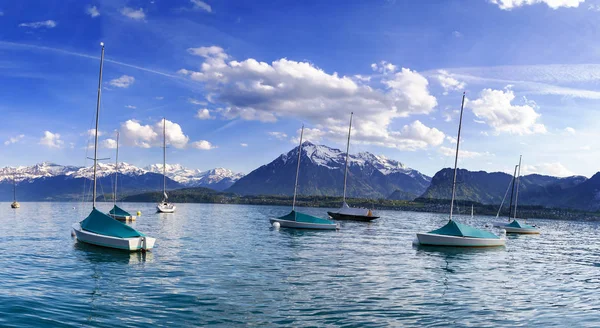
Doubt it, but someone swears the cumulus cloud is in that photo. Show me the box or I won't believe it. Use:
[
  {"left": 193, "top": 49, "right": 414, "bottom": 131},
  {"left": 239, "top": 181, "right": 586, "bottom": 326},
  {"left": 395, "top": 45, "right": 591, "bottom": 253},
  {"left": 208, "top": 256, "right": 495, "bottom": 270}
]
[
  {"left": 196, "top": 109, "right": 213, "bottom": 119},
  {"left": 191, "top": 140, "right": 216, "bottom": 150},
  {"left": 438, "top": 146, "right": 487, "bottom": 158},
  {"left": 291, "top": 128, "right": 326, "bottom": 144},
  {"left": 84, "top": 129, "right": 104, "bottom": 137},
  {"left": 190, "top": 0, "right": 212, "bottom": 12},
  {"left": 87, "top": 6, "right": 100, "bottom": 17},
  {"left": 39, "top": 131, "right": 63, "bottom": 148},
  {"left": 268, "top": 132, "right": 288, "bottom": 140},
  {"left": 564, "top": 127, "right": 576, "bottom": 135},
  {"left": 489, "top": 0, "right": 584, "bottom": 10},
  {"left": 109, "top": 75, "right": 135, "bottom": 88},
  {"left": 101, "top": 138, "right": 117, "bottom": 149},
  {"left": 446, "top": 136, "right": 457, "bottom": 144},
  {"left": 178, "top": 46, "right": 441, "bottom": 150},
  {"left": 121, "top": 7, "right": 145, "bottom": 20},
  {"left": 240, "top": 143, "right": 248, "bottom": 147},
  {"left": 435, "top": 70, "right": 465, "bottom": 95},
  {"left": 521, "top": 162, "right": 575, "bottom": 177},
  {"left": 19, "top": 20, "right": 57, "bottom": 28},
  {"left": 467, "top": 87, "right": 547, "bottom": 135},
  {"left": 4, "top": 134, "right": 24, "bottom": 145},
  {"left": 119, "top": 119, "right": 193, "bottom": 149}
]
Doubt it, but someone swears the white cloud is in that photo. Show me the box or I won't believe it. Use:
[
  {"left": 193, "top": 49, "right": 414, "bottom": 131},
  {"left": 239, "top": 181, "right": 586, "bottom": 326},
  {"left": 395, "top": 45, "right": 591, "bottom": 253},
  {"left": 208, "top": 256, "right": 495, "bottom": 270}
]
[
  {"left": 467, "top": 87, "right": 547, "bottom": 135},
  {"left": 564, "top": 127, "right": 576, "bottom": 135},
  {"left": 452, "top": 31, "right": 463, "bottom": 38},
  {"left": 589, "top": 4, "right": 600, "bottom": 11},
  {"left": 191, "top": 0, "right": 212, "bottom": 12},
  {"left": 291, "top": 128, "right": 326, "bottom": 144},
  {"left": 446, "top": 136, "right": 457, "bottom": 144},
  {"left": 19, "top": 20, "right": 57, "bottom": 28},
  {"left": 125, "top": 105, "right": 137, "bottom": 109},
  {"left": 188, "top": 98, "right": 207, "bottom": 105},
  {"left": 489, "top": 0, "right": 584, "bottom": 10},
  {"left": 4, "top": 134, "right": 24, "bottom": 145},
  {"left": 191, "top": 140, "right": 216, "bottom": 150},
  {"left": 39, "top": 131, "right": 63, "bottom": 148},
  {"left": 86, "top": 6, "right": 100, "bottom": 17},
  {"left": 521, "top": 162, "right": 575, "bottom": 177},
  {"left": 101, "top": 138, "right": 117, "bottom": 149},
  {"left": 240, "top": 143, "right": 248, "bottom": 147},
  {"left": 109, "top": 75, "right": 135, "bottom": 88},
  {"left": 178, "top": 46, "right": 440, "bottom": 150},
  {"left": 120, "top": 119, "right": 189, "bottom": 149},
  {"left": 268, "top": 131, "right": 288, "bottom": 140},
  {"left": 196, "top": 108, "right": 213, "bottom": 119},
  {"left": 435, "top": 70, "right": 465, "bottom": 95},
  {"left": 155, "top": 96, "right": 164, "bottom": 100},
  {"left": 85, "top": 129, "right": 104, "bottom": 137},
  {"left": 121, "top": 7, "right": 145, "bottom": 20},
  {"left": 438, "top": 146, "right": 487, "bottom": 158}
]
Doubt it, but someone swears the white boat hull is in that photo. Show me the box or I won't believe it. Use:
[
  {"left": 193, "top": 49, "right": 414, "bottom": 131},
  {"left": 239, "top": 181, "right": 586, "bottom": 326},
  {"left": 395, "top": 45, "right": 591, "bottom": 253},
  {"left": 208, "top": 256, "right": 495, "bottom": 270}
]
[
  {"left": 270, "top": 218, "right": 339, "bottom": 230},
  {"left": 503, "top": 226, "right": 540, "bottom": 234},
  {"left": 157, "top": 204, "right": 176, "bottom": 213},
  {"left": 72, "top": 223, "right": 155, "bottom": 251},
  {"left": 416, "top": 232, "right": 505, "bottom": 247}
]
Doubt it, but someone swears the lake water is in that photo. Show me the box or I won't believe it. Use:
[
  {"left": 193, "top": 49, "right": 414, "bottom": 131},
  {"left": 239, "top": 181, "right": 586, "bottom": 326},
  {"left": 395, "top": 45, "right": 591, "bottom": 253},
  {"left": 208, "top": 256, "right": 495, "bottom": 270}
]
[{"left": 0, "top": 202, "right": 599, "bottom": 327}]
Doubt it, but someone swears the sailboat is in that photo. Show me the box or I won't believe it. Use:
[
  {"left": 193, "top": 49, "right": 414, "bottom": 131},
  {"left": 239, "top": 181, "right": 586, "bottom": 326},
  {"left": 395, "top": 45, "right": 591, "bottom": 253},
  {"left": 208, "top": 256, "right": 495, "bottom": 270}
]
[
  {"left": 157, "top": 118, "right": 176, "bottom": 213},
  {"left": 327, "top": 112, "right": 379, "bottom": 222},
  {"left": 415, "top": 93, "right": 505, "bottom": 247},
  {"left": 72, "top": 42, "right": 155, "bottom": 251},
  {"left": 108, "top": 132, "right": 135, "bottom": 221},
  {"left": 10, "top": 174, "right": 20, "bottom": 209},
  {"left": 495, "top": 156, "right": 540, "bottom": 234},
  {"left": 270, "top": 125, "right": 339, "bottom": 230}
]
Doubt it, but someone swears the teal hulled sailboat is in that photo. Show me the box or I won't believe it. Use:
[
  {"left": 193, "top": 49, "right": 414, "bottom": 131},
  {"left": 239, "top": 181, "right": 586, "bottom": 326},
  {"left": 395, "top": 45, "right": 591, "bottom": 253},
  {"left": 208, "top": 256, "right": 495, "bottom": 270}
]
[
  {"left": 72, "top": 42, "right": 155, "bottom": 251},
  {"left": 108, "top": 132, "right": 135, "bottom": 221},
  {"left": 270, "top": 125, "right": 339, "bottom": 230},
  {"left": 494, "top": 156, "right": 540, "bottom": 234},
  {"left": 415, "top": 93, "right": 505, "bottom": 247}
]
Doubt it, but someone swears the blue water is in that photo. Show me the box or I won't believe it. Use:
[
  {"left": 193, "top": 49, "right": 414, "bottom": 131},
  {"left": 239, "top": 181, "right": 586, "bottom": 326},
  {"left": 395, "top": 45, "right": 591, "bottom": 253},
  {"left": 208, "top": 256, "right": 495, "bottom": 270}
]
[{"left": 1, "top": 202, "right": 600, "bottom": 327}]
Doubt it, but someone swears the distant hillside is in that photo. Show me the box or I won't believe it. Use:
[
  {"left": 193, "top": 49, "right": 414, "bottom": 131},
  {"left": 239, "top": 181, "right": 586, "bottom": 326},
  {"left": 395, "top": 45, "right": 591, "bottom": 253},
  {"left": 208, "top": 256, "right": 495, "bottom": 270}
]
[{"left": 227, "top": 141, "right": 431, "bottom": 199}]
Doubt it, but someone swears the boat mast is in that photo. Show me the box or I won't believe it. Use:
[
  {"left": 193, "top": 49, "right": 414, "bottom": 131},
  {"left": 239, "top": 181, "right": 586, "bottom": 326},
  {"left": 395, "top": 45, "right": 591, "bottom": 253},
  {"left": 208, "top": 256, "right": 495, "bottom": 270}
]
[
  {"left": 292, "top": 125, "right": 304, "bottom": 211},
  {"left": 513, "top": 155, "right": 522, "bottom": 219},
  {"left": 114, "top": 131, "right": 119, "bottom": 206},
  {"left": 13, "top": 174, "right": 16, "bottom": 202},
  {"left": 92, "top": 42, "right": 105, "bottom": 209},
  {"left": 342, "top": 112, "right": 353, "bottom": 204},
  {"left": 507, "top": 164, "right": 518, "bottom": 221},
  {"left": 449, "top": 92, "right": 466, "bottom": 222},
  {"left": 162, "top": 117, "right": 167, "bottom": 201}
]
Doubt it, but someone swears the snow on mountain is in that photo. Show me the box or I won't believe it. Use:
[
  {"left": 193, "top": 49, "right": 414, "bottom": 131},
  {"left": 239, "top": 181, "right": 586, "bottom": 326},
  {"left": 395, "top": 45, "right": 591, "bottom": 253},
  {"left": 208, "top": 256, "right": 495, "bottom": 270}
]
[
  {"left": 144, "top": 164, "right": 244, "bottom": 187},
  {"left": 0, "top": 162, "right": 243, "bottom": 189},
  {"left": 284, "top": 141, "right": 427, "bottom": 179}
]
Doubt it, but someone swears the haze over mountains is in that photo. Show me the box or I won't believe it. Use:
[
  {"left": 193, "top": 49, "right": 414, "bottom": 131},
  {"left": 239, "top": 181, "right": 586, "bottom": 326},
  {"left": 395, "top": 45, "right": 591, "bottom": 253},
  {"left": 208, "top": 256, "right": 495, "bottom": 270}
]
[{"left": 2, "top": 142, "right": 599, "bottom": 211}]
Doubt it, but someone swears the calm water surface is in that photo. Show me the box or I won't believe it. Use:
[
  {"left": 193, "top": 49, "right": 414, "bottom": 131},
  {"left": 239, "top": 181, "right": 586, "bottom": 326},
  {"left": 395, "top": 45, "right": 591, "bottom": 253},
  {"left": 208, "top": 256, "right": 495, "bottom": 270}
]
[{"left": 0, "top": 202, "right": 599, "bottom": 327}]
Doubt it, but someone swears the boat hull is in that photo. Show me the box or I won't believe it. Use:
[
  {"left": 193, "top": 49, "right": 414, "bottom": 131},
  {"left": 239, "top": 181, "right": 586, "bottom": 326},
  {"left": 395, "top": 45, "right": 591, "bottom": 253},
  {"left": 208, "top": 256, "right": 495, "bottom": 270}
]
[
  {"left": 503, "top": 226, "right": 540, "bottom": 234},
  {"left": 157, "top": 204, "right": 176, "bottom": 213},
  {"left": 327, "top": 211, "right": 379, "bottom": 222},
  {"left": 72, "top": 223, "right": 155, "bottom": 251},
  {"left": 416, "top": 232, "right": 505, "bottom": 247},
  {"left": 109, "top": 214, "right": 136, "bottom": 221},
  {"left": 10, "top": 202, "right": 20, "bottom": 209},
  {"left": 270, "top": 218, "right": 339, "bottom": 230}
]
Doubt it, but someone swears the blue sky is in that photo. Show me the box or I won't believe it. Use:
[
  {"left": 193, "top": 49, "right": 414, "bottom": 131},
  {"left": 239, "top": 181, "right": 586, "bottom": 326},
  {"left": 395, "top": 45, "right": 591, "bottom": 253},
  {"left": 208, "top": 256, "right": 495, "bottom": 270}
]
[{"left": 1, "top": 0, "right": 600, "bottom": 177}]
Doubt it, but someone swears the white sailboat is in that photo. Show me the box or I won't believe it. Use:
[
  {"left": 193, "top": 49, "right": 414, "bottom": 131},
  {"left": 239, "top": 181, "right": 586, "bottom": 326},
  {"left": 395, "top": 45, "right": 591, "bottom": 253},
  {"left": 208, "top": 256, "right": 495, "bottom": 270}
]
[
  {"left": 327, "top": 112, "right": 379, "bottom": 222},
  {"left": 108, "top": 132, "right": 135, "bottom": 221},
  {"left": 72, "top": 42, "right": 155, "bottom": 251},
  {"left": 157, "top": 118, "right": 176, "bottom": 213},
  {"left": 416, "top": 93, "right": 505, "bottom": 247},
  {"left": 10, "top": 174, "right": 20, "bottom": 209},
  {"left": 270, "top": 125, "right": 339, "bottom": 230},
  {"left": 494, "top": 156, "right": 540, "bottom": 234}
]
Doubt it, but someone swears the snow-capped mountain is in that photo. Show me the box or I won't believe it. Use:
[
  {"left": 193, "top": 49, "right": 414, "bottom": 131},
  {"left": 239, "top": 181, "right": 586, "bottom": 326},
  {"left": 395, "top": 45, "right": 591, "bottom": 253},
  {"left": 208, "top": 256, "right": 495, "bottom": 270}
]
[
  {"left": 0, "top": 162, "right": 244, "bottom": 191},
  {"left": 227, "top": 141, "right": 431, "bottom": 199},
  {"left": 144, "top": 164, "right": 244, "bottom": 190}
]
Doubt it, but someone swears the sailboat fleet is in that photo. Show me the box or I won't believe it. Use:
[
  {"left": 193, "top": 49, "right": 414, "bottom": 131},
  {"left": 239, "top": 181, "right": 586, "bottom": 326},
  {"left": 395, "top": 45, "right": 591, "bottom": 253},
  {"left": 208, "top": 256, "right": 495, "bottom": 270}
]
[{"left": 4, "top": 43, "right": 540, "bottom": 251}]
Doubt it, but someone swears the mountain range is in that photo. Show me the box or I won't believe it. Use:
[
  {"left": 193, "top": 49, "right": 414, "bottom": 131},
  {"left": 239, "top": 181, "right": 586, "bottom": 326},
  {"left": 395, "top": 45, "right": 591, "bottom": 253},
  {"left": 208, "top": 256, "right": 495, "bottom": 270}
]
[
  {"left": 226, "top": 141, "right": 431, "bottom": 199},
  {"left": 0, "top": 162, "right": 244, "bottom": 201}
]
